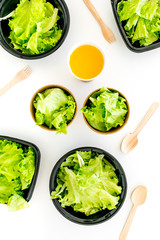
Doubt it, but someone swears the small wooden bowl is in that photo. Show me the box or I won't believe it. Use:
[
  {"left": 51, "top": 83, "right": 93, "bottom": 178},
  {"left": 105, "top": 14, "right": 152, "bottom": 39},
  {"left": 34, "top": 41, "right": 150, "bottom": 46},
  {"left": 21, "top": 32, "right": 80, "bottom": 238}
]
[
  {"left": 30, "top": 85, "right": 77, "bottom": 131},
  {"left": 82, "top": 88, "right": 130, "bottom": 134}
]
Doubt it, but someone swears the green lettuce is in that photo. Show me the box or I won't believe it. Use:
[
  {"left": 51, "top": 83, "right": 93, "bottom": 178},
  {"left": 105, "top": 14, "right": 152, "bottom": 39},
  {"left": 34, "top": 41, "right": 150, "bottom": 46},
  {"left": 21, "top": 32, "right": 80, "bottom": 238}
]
[
  {"left": 81, "top": 87, "right": 128, "bottom": 132},
  {"left": 51, "top": 151, "right": 122, "bottom": 216},
  {"left": 0, "top": 139, "right": 35, "bottom": 211},
  {"left": 117, "top": 0, "right": 160, "bottom": 47},
  {"left": 7, "top": 194, "right": 29, "bottom": 211},
  {"left": 0, "top": 0, "right": 62, "bottom": 54},
  {"left": 33, "top": 88, "right": 76, "bottom": 134}
]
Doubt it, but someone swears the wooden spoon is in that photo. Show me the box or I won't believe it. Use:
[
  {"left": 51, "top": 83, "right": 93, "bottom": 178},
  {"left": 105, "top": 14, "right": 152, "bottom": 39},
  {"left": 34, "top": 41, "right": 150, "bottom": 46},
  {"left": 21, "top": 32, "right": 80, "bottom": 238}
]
[
  {"left": 0, "top": 66, "right": 32, "bottom": 96},
  {"left": 119, "top": 185, "right": 147, "bottom": 240},
  {"left": 121, "top": 102, "right": 159, "bottom": 153},
  {"left": 83, "top": 0, "right": 116, "bottom": 43}
]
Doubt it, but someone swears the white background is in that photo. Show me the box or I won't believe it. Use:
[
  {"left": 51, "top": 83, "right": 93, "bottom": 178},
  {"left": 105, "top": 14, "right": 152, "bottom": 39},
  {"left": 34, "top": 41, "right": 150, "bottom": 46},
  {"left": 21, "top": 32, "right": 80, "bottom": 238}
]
[{"left": 0, "top": 0, "right": 160, "bottom": 239}]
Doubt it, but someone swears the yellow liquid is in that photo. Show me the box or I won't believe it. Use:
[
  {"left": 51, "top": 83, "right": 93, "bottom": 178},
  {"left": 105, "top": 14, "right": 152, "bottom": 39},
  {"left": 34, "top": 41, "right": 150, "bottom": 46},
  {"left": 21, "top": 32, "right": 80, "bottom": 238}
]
[{"left": 69, "top": 45, "right": 104, "bottom": 80}]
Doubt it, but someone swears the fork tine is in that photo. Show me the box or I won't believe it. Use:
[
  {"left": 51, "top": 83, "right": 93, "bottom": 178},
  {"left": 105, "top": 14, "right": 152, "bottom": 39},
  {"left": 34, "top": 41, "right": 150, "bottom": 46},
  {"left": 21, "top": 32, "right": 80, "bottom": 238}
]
[
  {"left": 24, "top": 66, "right": 32, "bottom": 72},
  {"left": 23, "top": 65, "right": 32, "bottom": 75}
]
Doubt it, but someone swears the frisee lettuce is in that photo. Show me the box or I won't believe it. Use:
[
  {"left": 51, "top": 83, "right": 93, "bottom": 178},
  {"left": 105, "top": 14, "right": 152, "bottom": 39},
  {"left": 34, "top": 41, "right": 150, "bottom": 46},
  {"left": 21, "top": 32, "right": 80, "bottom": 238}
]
[
  {"left": 51, "top": 151, "right": 122, "bottom": 216},
  {"left": 0, "top": 0, "right": 62, "bottom": 54},
  {"left": 117, "top": 0, "right": 160, "bottom": 47},
  {"left": 33, "top": 88, "right": 76, "bottom": 134},
  {"left": 0, "top": 139, "right": 35, "bottom": 211},
  {"left": 81, "top": 87, "right": 128, "bottom": 132}
]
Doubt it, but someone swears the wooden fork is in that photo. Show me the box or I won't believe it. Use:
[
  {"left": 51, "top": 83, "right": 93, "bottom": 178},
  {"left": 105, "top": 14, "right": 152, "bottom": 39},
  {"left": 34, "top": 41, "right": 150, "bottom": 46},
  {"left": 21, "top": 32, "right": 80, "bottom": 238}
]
[
  {"left": 83, "top": 0, "right": 116, "bottom": 44},
  {"left": 0, "top": 66, "right": 32, "bottom": 96}
]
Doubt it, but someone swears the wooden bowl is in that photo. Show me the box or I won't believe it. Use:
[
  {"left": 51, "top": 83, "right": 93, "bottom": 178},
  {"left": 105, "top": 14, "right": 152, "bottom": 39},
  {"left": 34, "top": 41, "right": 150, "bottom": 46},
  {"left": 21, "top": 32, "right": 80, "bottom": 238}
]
[
  {"left": 30, "top": 85, "right": 77, "bottom": 131},
  {"left": 82, "top": 88, "right": 130, "bottom": 134}
]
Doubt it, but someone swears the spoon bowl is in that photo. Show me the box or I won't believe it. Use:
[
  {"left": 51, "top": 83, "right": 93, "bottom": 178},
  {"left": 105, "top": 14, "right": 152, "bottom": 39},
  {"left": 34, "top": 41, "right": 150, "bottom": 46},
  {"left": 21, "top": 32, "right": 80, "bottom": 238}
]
[
  {"left": 121, "top": 133, "right": 138, "bottom": 154},
  {"left": 131, "top": 185, "right": 147, "bottom": 206}
]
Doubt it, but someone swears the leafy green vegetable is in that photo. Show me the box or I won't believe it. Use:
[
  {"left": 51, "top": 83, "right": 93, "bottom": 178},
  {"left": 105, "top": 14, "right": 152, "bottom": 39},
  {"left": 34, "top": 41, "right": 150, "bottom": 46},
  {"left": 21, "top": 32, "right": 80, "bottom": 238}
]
[
  {"left": 33, "top": 88, "right": 76, "bottom": 134},
  {"left": 7, "top": 194, "right": 29, "bottom": 211},
  {"left": 117, "top": 0, "right": 160, "bottom": 47},
  {"left": 0, "top": 0, "right": 62, "bottom": 54},
  {"left": 51, "top": 151, "right": 122, "bottom": 216},
  {"left": 81, "top": 87, "right": 128, "bottom": 132},
  {"left": 0, "top": 139, "right": 35, "bottom": 211}
]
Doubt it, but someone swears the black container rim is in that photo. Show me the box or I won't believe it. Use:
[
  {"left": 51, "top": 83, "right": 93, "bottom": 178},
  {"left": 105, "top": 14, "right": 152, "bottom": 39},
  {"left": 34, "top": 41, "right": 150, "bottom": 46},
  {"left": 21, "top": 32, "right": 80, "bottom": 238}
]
[
  {"left": 0, "top": 0, "right": 70, "bottom": 59},
  {"left": 111, "top": 0, "right": 160, "bottom": 53},
  {"left": 49, "top": 146, "right": 127, "bottom": 225},
  {"left": 0, "top": 135, "right": 40, "bottom": 201}
]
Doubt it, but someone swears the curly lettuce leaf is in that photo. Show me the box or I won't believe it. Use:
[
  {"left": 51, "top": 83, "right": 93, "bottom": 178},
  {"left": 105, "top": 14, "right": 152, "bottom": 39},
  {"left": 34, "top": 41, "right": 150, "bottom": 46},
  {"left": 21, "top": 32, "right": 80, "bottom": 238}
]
[
  {"left": 117, "top": 0, "right": 146, "bottom": 21},
  {"left": 18, "top": 147, "right": 35, "bottom": 190},
  {"left": 81, "top": 87, "right": 128, "bottom": 132},
  {"left": 1, "top": 0, "right": 62, "bottom": 54},
  {"left": 125, "top": 14, "right": 139, "bottom": 31},
  {"left": 140, "top": 0, "right": 158, "bottom": 20},
  {"left": 7, "top": 194, "right": 29, "bottom": 211},
  {"left": 0, "top": 176, "right": 22, "bottom": 204},
  {"left": 0, "top": 139, "right": 35, "bottom": 210},
  {"left": 132, "top": 18, "right": 148, "bottom": 42},
  {"left": 33, "top": 88, "right": 76, "bottom": 134},
  {"left": 51, "top": 151, "right": 122, "bottom": 216},
  {"left": 117, "top": 0, "right": 160, "bottom": 47}
]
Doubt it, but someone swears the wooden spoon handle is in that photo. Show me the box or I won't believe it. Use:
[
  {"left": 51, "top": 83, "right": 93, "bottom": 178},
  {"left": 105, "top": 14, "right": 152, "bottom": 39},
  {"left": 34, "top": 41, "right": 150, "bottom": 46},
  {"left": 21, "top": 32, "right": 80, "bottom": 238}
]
[
  {"left": 0, "top": 77, "right": 17, "bottom": 96},
  {"left": 134, "top": 102, "right": 159, "bottom": 136},
  {"left": 119, "top": 205, "right": 137, "bottom": 240},
  {"left": 83, "top": 0, "right": 102, "bottom": 24}
]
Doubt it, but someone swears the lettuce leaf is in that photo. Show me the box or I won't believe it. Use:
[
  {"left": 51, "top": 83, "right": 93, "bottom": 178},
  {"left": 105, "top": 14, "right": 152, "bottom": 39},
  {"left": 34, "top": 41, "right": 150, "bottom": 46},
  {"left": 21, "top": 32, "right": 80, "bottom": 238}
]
[
  {"left": 117, "top": 0, "right": 144, "bottom": 21},
  {"left": 0, "top": 139, "right": 35, "bottom": 211},
  {"left": 33, "top": 88, "right": 76, "bottom": 134},
  {"left": 7, "top": 194, "right": 29, "bottom": 211},
  {"left": 117, "top": 0, "right": 160, "bottom": 47},
  {"left": 140, "top": 0, "right": 158, "bottom": 20},
  {"left": 81, "top": 87, "right": 128, "bottom": 132},
  {"left": 51, "top": 151, "right": 122, "bottom": 216},
  {"left": 0, "top": 176, "right": 22, "bottom": 204},
  {"left": 0, "top": 0, "right": 62, "bottom": 54}
]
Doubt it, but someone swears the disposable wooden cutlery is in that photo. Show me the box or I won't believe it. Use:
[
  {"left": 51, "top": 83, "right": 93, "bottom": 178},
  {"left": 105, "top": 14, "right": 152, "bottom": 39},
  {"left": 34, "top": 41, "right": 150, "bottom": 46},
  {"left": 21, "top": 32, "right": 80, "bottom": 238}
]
[
  {"left": 0, "top": 66, "right": 32, "bottom": 96},
  {"left": 119, "top": 185, "right": 147, "bottom": 240},
  {"left": 121, "top": 102, "right": 159, "bottom": 153},
  {"left": 83, "top": 0, "right": 116, "bottom": 43}
]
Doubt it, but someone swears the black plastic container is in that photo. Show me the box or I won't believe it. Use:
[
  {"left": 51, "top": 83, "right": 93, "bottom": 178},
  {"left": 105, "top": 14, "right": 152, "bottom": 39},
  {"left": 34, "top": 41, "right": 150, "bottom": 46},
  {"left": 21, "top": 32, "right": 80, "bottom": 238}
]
[
  {"left": 49, "top": 147, "right": 127, "bottom": 225},
  {"left": 111, "top": 0, "right": 160, "bottom": 53},
  {"left": 0, "top": 135, "right": 40, "bottom": 201},
  {"left": 0, "top": 0, "right": 70, "bottom": 59}
]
